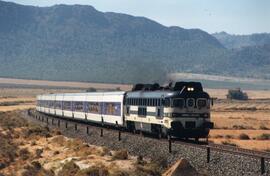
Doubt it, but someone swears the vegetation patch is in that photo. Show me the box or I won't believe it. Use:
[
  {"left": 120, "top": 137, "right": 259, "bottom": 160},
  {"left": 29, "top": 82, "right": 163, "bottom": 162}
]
[
  {"left": 256, "top": 133, "right": 270, "bottom": 140},
  {"left": 0, "top": 111, "right": 28, "bottom": 129},
  {"left": 58, "top": 161, "right": 80, "bottom": 176},
  {"left": 76, "top": 164, "right": 109, "bottom": 176},
  {"left": 23, "top": 125, "right": 51, "bottom": 138},
  {"left": 0, "top": 134, "right": 18, "bottom": 168},
  {"left": 238, "top": 133, "right": 250, "bottom": 140},
  {"left": 222, "top": 140, "right": 238, "bottom": 147}
]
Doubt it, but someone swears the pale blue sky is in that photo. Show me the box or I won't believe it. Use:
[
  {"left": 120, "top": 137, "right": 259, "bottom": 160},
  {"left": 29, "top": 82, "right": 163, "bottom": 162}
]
[{"left": 5, "top": 0, "right": 270, "bottom": 34}]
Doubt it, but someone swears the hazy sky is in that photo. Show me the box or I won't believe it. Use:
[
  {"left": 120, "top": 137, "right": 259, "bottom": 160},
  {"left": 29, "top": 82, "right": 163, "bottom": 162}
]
[{"left": 6, "top": 0, "right": 270, "bottom": 34}]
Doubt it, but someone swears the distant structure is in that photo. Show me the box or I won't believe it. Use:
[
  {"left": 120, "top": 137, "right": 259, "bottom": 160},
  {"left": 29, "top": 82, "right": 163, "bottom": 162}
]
[
  {"left": 86, "top": 87, "right": 97, "bottom": 92},
  {"left": 226, "top": 88, "right": 248, "bottom": 100}
]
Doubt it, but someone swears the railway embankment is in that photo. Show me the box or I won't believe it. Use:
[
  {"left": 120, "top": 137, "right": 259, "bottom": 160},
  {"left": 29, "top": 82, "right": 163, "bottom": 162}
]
[{"left": 23, "top": 110, "right": 270, "bottom": 176}]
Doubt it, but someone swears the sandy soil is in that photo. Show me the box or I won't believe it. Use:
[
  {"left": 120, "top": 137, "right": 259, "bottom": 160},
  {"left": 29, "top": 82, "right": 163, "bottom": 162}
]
[{"left": 210, "top": 97, "right": 270, "bottom": 151}]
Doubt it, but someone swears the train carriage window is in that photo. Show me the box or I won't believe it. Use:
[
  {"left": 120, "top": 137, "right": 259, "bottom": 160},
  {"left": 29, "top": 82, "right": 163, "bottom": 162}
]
[
  {"left": 88, "top": 102, "right": 100, "bottom": 114},
  {"left": 74, "top": 101, "right": 84, "bottom": 112},
  {"left": 104, "top": 102, "right": 121, "bottom": 116},
  {"left": 63, "top": 101, "right": 71, "bottom": 111},
  {"left": 173, "top": 99, "right": 184, "bottom": 108},
  {"left": 49, "top": 101, "right": 54, "bottom": 108},
  {"left": 55, "top": 101, "right": 62, "bottom": 109}
]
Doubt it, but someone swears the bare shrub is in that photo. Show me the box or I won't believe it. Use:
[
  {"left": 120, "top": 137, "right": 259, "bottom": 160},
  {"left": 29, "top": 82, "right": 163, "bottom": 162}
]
[
  {"left": 136, "top": 155, "right": 146, "bottom": 165},
  {"left": 256, "top": 133, "right": 270, "bottom": 140},
  {"left": 76, "top": 164, "right": 109, "bottom": 176},
  {"left": 53, "top": 151, "right": 60, "bottom": 155},
  {"left": 24, "top": 125, "right": 51, "bottom": 138},
  {"left": 58, "top": 161, "right": 80, "bottom": 176},
  {"left": 232, "top": 125, "right": 247, "bottom": 130},
  {"left": 31, "top": 141, "right": 37, "bottom": 146},
  {"left": 0, "top": 112, "right": 28, "bottom": 129},
  {"left": 260, "top": 125, "right": 269, "bottom": 130},
  {"left": 19, "top": 148, "right": 30, "bottom": 160},
  {"left": 225, "top": 135, "right": 234, "bottom": 139},
  {"left": 35, "top": 148, "right": 43, "bottom": 158},
  {"left": 21, "top": 161, "right": 54, "bottom": 176},
  {"left": 0, "top": 134, "right": 18, "bottom": 165},
  {"left": 238, "top": 133, "right": 250, "bottom": 140},
  {"left": 112, "top": 149, "right": 128, "bottom": 160},
  {"left": 222, "top": 140, "right": 238, "bottom": 147},
  {"left": 213, "top": 134, "right": 224, "bottom": 138}
]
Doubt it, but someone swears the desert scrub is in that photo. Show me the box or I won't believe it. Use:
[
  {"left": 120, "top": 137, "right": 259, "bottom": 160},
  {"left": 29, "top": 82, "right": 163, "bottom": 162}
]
[
  {"left": 0, "top": 134, "right": 18, "bottom": 166},
  {"left": 21, "top": 161, "right": 54, "bottom": 176},
  {"left": 19, "top": 148, "right": 30, "bottom": 160},
  {"left": 222, "top": 140, "right": 238, "bottom": 147},
  {"left": 256, "top": 133, "right": 270, "bottom": 140},
  {"left": 225, "top": 135, "right": 234, "bottom": 139},
  {"left": 259, "top": 125, "right": 269, "bottom": 130},
  {"left": 238, "top": 133, "right": 250, "bottom": 140},
  {"left": 112, "top": 149, "right": 128, "bottom": 160},
  {"left": 76, "top": 164, "right": 109, "bottom": 176},
  {"left": 24, "top": 125, "right": 51, "bottom": 138},
  {"left": 0, "top": 111, "right": 28, "bottom": 129},
  {"left": 58, "top": 161, "right": 80, "bottom": 176},
  {"left": 35, "top": 148, "right": 43, "bottom": 158}
]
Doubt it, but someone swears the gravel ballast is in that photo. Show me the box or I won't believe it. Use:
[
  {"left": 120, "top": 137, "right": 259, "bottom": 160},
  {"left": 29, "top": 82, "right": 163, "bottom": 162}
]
[{"left": 22, "top": 111, "right": 270, "bottom": 176}]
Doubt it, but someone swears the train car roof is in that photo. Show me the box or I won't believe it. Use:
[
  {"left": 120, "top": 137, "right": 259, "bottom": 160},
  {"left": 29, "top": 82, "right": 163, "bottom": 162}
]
[{"left": 39, "top": 91, "right": 126, "bottom": 97}]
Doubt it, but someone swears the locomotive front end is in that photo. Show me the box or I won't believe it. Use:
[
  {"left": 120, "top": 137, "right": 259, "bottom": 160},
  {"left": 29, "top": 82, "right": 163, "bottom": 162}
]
[{"left": 164, "top": 82, "right": 214, "bottom": 139}]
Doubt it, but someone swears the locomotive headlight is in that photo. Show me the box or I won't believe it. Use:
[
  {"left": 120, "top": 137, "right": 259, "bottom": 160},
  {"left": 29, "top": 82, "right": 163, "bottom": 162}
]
[{"left": 187, "top": 87, "right": 194, "bottom": 91}]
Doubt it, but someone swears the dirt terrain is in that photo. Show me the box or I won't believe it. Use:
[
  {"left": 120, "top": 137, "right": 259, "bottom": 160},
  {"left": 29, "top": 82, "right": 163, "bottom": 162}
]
[
  {"left": 210, "top": 98, "right": 270, "bottom": 151},
  {"left": 0, "top": 111, "right": 172, "bottom": 176}
]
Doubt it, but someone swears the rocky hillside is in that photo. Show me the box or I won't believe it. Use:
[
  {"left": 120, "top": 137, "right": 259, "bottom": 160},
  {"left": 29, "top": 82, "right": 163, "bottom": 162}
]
[
  {"left": 213, "top": 32, "right": 270, "bottom": 49},
  {"left": 0, "top": 1, "right": 269, "bottom": 83}
]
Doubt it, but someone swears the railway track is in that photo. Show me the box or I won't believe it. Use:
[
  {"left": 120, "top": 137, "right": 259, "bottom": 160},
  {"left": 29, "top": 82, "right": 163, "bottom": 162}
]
[{"left": 25, "top": 109, "right": 269, "bottom": 175}]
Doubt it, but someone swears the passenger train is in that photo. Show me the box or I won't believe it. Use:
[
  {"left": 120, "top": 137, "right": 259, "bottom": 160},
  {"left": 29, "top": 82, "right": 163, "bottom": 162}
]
[{"left": 36, "top": 82, "right": 214, "bottom": 140}]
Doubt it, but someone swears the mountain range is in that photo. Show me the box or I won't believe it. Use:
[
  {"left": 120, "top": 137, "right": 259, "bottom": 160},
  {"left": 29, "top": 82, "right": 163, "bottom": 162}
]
[{"left": 0, "top": 1, "right": 269, "bottom": 83}]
